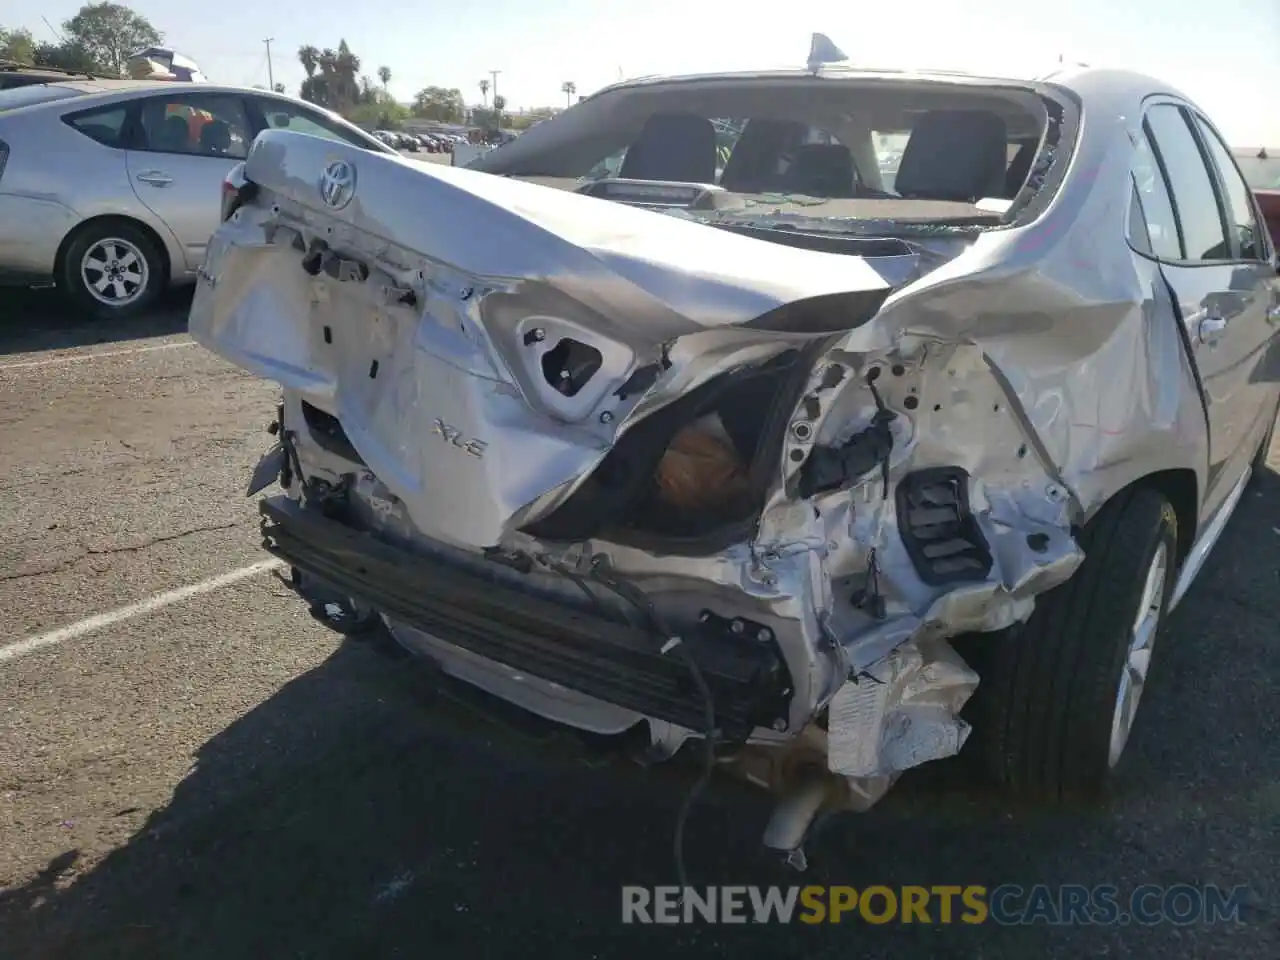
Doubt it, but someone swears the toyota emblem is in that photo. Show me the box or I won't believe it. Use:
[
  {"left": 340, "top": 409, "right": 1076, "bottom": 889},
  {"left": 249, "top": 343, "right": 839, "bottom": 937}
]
[{"left": 318, "top": 158, "right": 356, "bottom": 210}]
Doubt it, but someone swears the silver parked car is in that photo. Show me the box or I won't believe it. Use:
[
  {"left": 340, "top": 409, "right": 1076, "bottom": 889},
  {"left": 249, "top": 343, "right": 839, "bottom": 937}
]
[
  {"left": 191, "top": 65, "right": 1279, "bottom": 865},
  {"left": 0, "top": 79, "right": 394, "bottom": 317}
]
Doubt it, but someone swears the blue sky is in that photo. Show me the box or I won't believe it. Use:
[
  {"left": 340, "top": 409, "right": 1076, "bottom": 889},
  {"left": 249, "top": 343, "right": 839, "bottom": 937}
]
[{"left": 9, "top": 0, "right": 1280, "bottom": 144}]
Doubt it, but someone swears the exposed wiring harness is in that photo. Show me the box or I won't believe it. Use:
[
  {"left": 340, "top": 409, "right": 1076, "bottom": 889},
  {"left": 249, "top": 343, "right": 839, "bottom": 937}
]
[
  {"left": 580, "top": 556, "right": 718, "bottom": 899},
  {"left": 852, "top": 370, "right": 895, "bottom": 620}
]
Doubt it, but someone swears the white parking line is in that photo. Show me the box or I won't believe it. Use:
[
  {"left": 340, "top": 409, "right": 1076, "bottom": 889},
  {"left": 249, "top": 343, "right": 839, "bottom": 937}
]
[
  {"left": 0, "top": 339, "right": 196, "bottom": 372},
  {"left": 0, "top": 559, "right": 286, "bottom": 664}
]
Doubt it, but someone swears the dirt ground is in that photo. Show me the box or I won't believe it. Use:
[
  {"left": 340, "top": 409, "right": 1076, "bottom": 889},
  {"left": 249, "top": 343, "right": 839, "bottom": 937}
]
[{"left": 0, "top": 289, "right": 1277, "bottom": 959}]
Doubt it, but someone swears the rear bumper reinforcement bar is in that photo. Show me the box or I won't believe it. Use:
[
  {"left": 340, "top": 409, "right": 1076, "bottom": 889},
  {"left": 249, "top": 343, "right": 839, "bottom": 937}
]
[{"left": 258, "top": 496, "right": 791, "bottom": 740}]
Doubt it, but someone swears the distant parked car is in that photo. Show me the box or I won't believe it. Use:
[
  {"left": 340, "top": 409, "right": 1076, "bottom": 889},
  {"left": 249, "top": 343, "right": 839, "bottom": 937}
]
[{"left": 0, "top": 78, "right": 395, "bottom": 317}]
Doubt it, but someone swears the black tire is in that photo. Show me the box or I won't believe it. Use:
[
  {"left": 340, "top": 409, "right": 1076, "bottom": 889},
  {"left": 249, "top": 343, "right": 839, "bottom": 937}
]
[
  {"left": 61, "top": 220, "right": 165, "bottom": 319},
  {"left": 965, "top": 485, "right": 1179, "bottom": 801},
  {"left": 1250, "top": 397, "right": 1278, "bottom": 481}
]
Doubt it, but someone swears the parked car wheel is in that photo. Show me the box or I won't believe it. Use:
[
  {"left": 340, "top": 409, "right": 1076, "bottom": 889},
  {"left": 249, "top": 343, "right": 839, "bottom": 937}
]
[
  {"left": 61, "top": 221, "right": 165, "bottom": 319},
  {"left": 965, "top": 485, "right": 1179, "bottom": 800}
]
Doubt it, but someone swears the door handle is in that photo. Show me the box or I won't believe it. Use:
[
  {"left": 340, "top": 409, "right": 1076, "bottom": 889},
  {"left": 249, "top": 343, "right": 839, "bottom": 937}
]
[
  {"left": 135, "top": 171, "right": 173, "bottom": 187},
  {"left": 1198, "top": 315, "right": 1227, "bottom": 344}
]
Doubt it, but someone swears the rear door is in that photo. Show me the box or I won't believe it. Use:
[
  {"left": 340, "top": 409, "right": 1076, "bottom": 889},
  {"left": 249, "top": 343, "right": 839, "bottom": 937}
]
[
  {"left": 124, "top": 92, "right": 252, "bottom": 271},
  {"left": 1132, "top": 101, "right": 1271, "bottom": 513},
  {"left": 1188, "top": 111, "right": 1280, "bottom": 444}
]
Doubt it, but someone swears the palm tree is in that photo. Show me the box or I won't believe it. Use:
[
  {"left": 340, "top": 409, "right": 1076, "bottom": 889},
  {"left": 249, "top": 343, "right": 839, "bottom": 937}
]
[
  {"left": 377, "top": 65, "right": 391, "bottom": 92},
  {"left": 478, "top": 78, "right": 489, "bottom": 107},
  {"left": 298, "top": 44, "right": 319, "bottom": 78},
  {"left": 561, "top": 80, "right": 576, "bottom": 107},
  {"left": 335, "top": 41, "right": 361, "bottom": 107}
]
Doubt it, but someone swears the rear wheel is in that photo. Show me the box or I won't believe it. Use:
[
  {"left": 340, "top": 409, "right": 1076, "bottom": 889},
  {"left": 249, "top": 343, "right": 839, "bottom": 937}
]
[
  {"left": 1250, "top": 396, "right": 1278, "bottom": 480},
  {"left": 61, "top": 221, "right": 165, "bottom": 319},
  {"left": 965, "top": 486, "right": 1178, "bottom": 800}
]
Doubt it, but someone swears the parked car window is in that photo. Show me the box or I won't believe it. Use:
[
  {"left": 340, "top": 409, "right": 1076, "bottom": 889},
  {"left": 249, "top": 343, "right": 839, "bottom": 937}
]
[
  {"left": 1143, "top": 105, "right": 1230, "bottom": 261},
  {"left": 1192, "top": 115, "right": 1264, "bottom": 260},
  {"left": 1131, "top": 127, "right": 1182, "bottom": 260},
  {"left": 64, "top": 106, "right": 129, "bottom": 148},
  {"left": 256, "top": 100, "right": 378, "bottom": 150},
  {"left": 137, "top": 94, "right": 251, "bottom": 159}
]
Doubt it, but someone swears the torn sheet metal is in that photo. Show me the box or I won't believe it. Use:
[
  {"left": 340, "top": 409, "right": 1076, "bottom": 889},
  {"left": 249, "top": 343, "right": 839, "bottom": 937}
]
[{"left": 826, "top": 638, "right": 978, "bottom": 779}]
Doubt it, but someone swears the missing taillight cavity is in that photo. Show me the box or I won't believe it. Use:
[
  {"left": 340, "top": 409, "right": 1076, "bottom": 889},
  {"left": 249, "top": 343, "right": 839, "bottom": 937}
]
[
  {"left": 523, "top": 350, "right": 808, "bottom": 547},
  {"left": 220, "top": 178, "right": 257, "bottom": 221},
  {"left": 541, "top": 338, "right": 603, "bottom": 397}
]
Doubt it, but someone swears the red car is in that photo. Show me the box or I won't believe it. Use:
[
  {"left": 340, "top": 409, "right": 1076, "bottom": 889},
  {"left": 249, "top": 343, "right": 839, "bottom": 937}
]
[
  {"left": 1237, "top": 149, "right": 1280, "bottom": 248},
  {"left": 1254, "top": 189, "right": 1280, "bottom": 248}
]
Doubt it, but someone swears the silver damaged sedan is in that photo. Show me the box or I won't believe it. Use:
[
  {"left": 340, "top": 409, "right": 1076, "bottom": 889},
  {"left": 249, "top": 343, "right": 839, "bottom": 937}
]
[{"left": 189, "top": 65, "right": 1280, "bottom": 866}]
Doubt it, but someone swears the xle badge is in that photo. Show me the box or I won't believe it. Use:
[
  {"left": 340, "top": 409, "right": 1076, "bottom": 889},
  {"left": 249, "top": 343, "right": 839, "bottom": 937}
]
[{"left": 432, "top": 418, "right": 488, "bottom": 458}]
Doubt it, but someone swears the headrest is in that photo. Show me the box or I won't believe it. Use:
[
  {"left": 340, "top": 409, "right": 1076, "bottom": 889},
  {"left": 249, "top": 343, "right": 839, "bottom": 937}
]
[
  {"left": 200, "top": 120, "right": 231, "bottom": 152},
  {"left": 894, "top": 110, "right": 1009, "bottom": 202},
  {"left": 619, "top": 112, "right": 718, "bottom": 184},
  {"left": 790, "top": 143, "right": 855, "bottom": 197}
]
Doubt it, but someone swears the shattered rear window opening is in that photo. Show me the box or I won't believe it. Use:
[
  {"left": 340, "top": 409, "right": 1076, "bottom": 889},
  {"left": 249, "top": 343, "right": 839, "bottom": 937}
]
[{"left": 476, "top": 78, "right": 1065, "bottom": 234}]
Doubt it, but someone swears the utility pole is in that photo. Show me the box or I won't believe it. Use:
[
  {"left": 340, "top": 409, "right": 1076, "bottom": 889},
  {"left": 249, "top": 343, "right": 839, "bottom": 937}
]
[
  {"left": 264, "top": 38, "right": 275, "bottom": 91},
  {"left": 489, "top": 69, "right": 501, "bottom": 110}
]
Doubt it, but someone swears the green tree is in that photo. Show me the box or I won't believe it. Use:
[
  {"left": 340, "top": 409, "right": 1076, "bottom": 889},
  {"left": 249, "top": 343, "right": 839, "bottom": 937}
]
[
  {"left": 560, "top": 80, "right": 576, "bottom": 107},
  {"left": 0, "top": 27, "right": 37, "bottom": 63},
  {"left": 478, "top": 78, "right": 489, "bottom": 107},
  {"left": 298, "top": 40, "right": 362, "bottom": 113},
  {"left": 298, "top": 44, "right": 319, "bottom": 78},
  {"left": 62, "top": 2, "right": 162, "bottom": 76},
  {"left": 509, "top": 106, "right": 559, "bottom": 131},
  {"left": 348, "top": 98, "right": 408, "bottom": 131},
  {"left": 412, "top": 86, "right": 464, "bottom": 123},
  {"left": 377, "top": 65, "right": 390, "bottom": 91},
  {"left": 33, "top": 40, "right": 101, "bottom": 72},
  {"left": 491, "top": 94, "right": 507, "bottom": 128}
]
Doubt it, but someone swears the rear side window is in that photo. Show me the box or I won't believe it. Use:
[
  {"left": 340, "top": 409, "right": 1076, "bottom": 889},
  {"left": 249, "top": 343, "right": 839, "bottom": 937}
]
[
  {"left": 1127, "top": 183, "right": 1154, "bottom": 256},
  {"left": 1193, "top": 115, "right": 1264, "bottom": 260},
  {"left": 65, "top": 106, "right": 129, "bottom": 148},
  {"left": 1144, "top": 105, "right": 1230, "bottom": 261},
  {"left": 255, "top": 99, "right": 387, "bottom": 152},
  {"left": 1131, "top": 128, "right": 1181, "bottom": 259}
]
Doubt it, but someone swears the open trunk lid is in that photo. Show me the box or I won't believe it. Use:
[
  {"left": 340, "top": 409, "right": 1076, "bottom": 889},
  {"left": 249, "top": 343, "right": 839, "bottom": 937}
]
[{"left": 191, "top": 130, "right": 897, "bottom": 550}]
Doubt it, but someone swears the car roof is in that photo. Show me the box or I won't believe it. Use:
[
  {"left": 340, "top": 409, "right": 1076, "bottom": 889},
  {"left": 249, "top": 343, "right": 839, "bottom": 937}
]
[
  {"left": 5, "top": 79, "right": 357, "bottom": 117},
  {"left": 587, "top": 64, "right": 1186, "bottom": 107},
  {"left": 578, "top": 64, "right": 1198, "bottom": 136},
  {"left": 0, "top": 59, "right": 112, "bottom": 81}
]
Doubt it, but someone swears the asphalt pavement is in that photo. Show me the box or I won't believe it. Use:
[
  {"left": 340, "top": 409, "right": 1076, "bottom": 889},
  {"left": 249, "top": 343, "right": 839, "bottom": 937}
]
[{"left": 0, "top": 289, "right": 1277, "bottom": 959}]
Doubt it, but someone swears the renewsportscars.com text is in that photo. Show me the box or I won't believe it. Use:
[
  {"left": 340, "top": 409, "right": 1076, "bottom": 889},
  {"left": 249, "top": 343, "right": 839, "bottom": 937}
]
[{"left": 621, "top": 884, "right": 1252, "bottom": 925}]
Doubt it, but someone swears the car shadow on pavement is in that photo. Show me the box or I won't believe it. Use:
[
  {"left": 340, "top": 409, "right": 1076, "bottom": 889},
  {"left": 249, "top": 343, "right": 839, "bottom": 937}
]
[
  {"left": 0, "top": 289, "right": 192, "bottom": 357},
  {"left": 2, "top": 469, "right": 1278, "bottom": 960}
]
